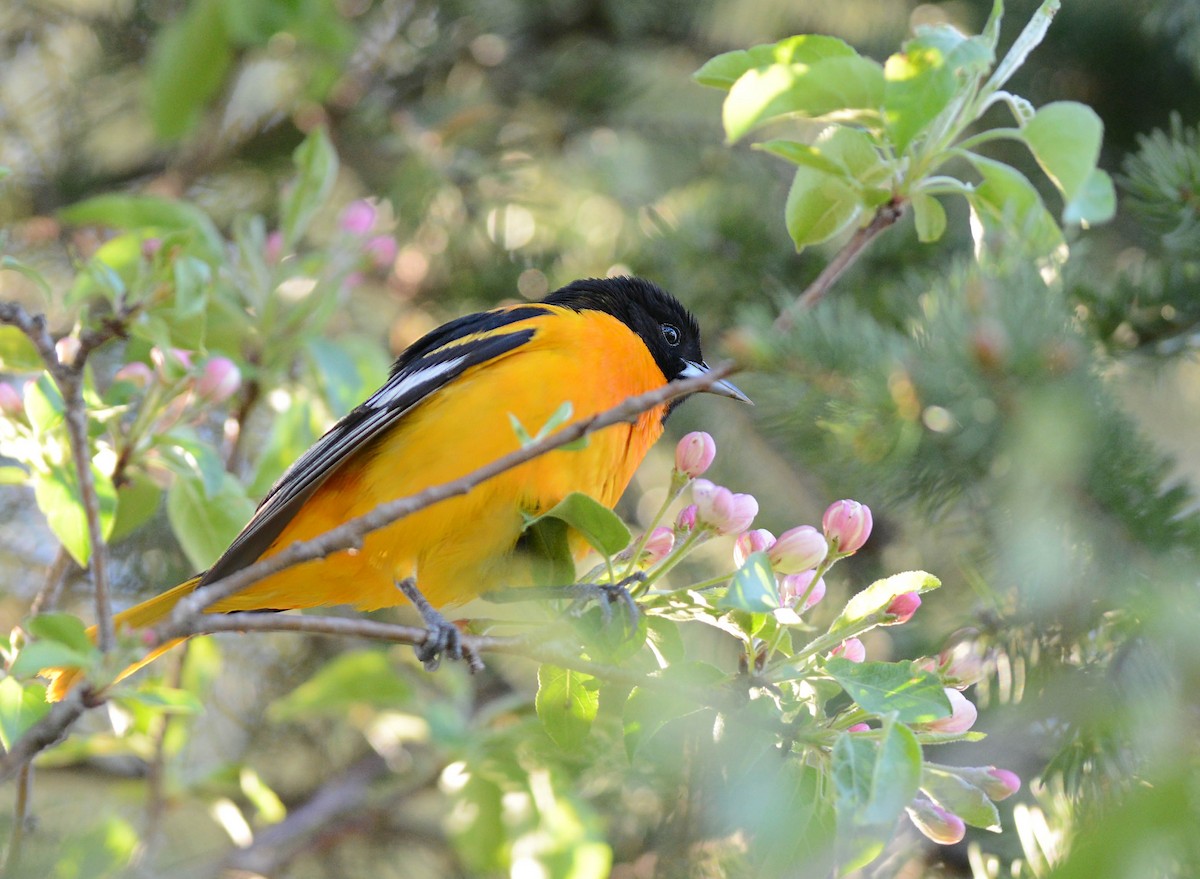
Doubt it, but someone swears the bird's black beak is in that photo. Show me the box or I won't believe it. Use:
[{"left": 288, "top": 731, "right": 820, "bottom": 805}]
[{"left": 680, "top": 361, "right": 752, "bottom": 404}]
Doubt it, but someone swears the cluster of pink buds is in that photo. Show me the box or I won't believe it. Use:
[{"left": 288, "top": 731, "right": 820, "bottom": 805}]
[
  {"left": 906, "top": 764, "right": 1021, "bottom": 846},
  {"left": 339, "top": 199, "right": 399, "bottom": 275},
  {"left": 117, "top": 348, "right": 243, "bottom": 410}
]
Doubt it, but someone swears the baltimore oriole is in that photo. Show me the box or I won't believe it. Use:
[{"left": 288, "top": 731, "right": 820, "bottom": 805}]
[{"left": 45, "top": 276, "right": 747, "bottom": 700}]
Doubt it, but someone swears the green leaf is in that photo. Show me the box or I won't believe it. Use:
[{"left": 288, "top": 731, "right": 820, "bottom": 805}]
[
  {"left": 624, "top": 662, "right": 724, "bottom": 759},
  {"left": 967, "top": 154, "right": 1064, "bottom": 258},
  {"left": 753, "top": 763, "right": 837, "bottom": 878},
  {"left": 115, "top": 685, "right": 204, "bottom": 715},
  {"left": 0, "top": 466, "right": 27, "bottom": 485},
  {"left": 536, "top": 664, "right": 600, "bottom": 750},
  {"left": 8, "top": 639, "right": 96, "bottom": 680},
  {"left": 756, "top": 140, "right": 852, "bottom": 177},
  {"left": 883, "top": 42, "right": 957, "bottom": 154},
  {"left": 32, "top": 460, "right": 118, "bottom": 567},
  {"left": 0, "top": 255, "right": 51, "bottom": 300},
  {"left": 60, "top": 195, "right": 224, "bottom": 263},
  {"left": 825, "top": 658, "right": 951, "bottom": 723},
  {"left": 27, "top": 613, "right": 92, "bottom": 653},
  {"left": 921, "top": 766, "right": 1001, "bottom": 830},
  {"left": 24, "top": 372, "right": 64, "bottom": 436},
  {"left": 166, "top": 471, "right": 255, "bottom": 570},
  {"left": 158, "top": 432, "right": 228, "bottom": 497},
  {"left": 785, "top": 165, "right": 862, "bottom": 251},
  {"left": 911, "top": 193, "right": 947, "bottom": 242},
  {"left": 0, "top": 677, "right": 50, "bottom": 750},
  {"left": 110, "top": 471, "right": 163, "bottom": 542},
  {"left": 527, "top": 492, "right": 631, "bottom": 558},
  {"left": 1023, "top": 101, "right": 1104, "bottom": 204},
  {"left": 829, "top": 570, "right": 940, "bottom": 637},
  {"left": 271, "top": 650, "right": 412, "bottom": 719},
  {"left": 281, "top": 128, "right": 339, "bottom": 247},
  {"left": 0, "top": 326, "right": 43, "bottom": 371},
  {"left": 1063, "top": 168, "right": 1116, "bottom": 226},
  {"left": 717, "top": 552, "right": 779, "bottom": 612},
  {"left": 147, "top": 0, "right": 233, "bottom": 140},
  {"left": 833, "top": 718, "right": 922, "bottom": 872},
  {"left": 723, "top": 56, "right": 885, "bottom": 142},
  {"left": 694, "top": 34, "right": 858, "bottom": 90}
]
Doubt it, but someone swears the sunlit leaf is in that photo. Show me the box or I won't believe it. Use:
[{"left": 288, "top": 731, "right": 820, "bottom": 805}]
[
  {"left": 271, "top": 649, "right": 412, "bottom": 719},
  {"left": 32, "top": 459, "right": 118, "bottom": 567},
  {"left": 1023, "top": 101, "right": 1104, "bottom": 203},
  {"left": 281, "top": 128, "right": 338, "bottom": 247},
  {"left": 829, "top": 570, "right": 940, "bottom": 636},
  {"left": 536, "top": 664, "right": 600, "bottom": 750},
  {"left": 1063, "top": 168, "right": 1116, "bottom": 226},
  {"left": 785, "top": 165, "right": 862, "bottom": 251},
  {"left": 921, "top": 766, "right": 1001, "bottom": 830},
  {"left": 717, "top": 552, "right": 779, "bottom": 612},
  {"left": 0, "top": 677, "right": 50, "bottom": 750},
  {"left": 911, "top": 192, "right": 948, "bottom": 242},
  {"left": 166, "top": 471, "right": 255, "bottom": 570},
  {"left": 694, "top": 34, "right": 858, "bottom": 90},
  {"left": 884, "top": 43, "right": 957, "bottom": 154},
  {"left": 27, "top": 613, "right": 92, "bottom": 653},
  {"left": 967, "top": 154, "right": 1065, "bottom": 257},
  {"left": 825, "top": 658, "right": 951, "bottom": 723}
]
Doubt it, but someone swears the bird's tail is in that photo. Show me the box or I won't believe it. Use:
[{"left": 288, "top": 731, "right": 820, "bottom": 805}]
[{"left": 42, "top": 575, "right": 203, "bottom": 702}]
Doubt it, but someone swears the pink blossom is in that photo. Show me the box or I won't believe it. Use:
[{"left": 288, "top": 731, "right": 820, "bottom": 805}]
[
  {"left": 733, "top": 528, "right": 775, "bottom": 568},
  {"left": 926, "top": 689, "right": 978, "bottom": 734},
  {"left": 692, "top": 479, "right": 757, "bottom": 535},
  {"left": 340, "top": 199, "right": 377, "bottom": 235},
  {"left": 939, "top": 640, "right": 985, "bottom": 689},
  {"left": 150, "top": 347, "right": 193, "bottom": 380},
  {"left": 114, "top": 362, "right": 154, "bottom": 388},
  {"left": 55, "top": 336, "right": 80, "bottom": 367},
  {"left": 778, "top": 570, "right": 825, "bottom": 610},
  {"left": 141, "top": 237, "right": 163, "bottom": 259},
  {"left": 641, "top": 527, "right": 675, "bottom": 565},
  {"left": 885, "top": 591, "right": 921, "bottom": 624},
  {"left": 196, "top": 356, "right": 242, "bottom": 404},
  {"left": 366, "top": 235, "right": 398, "bottom": 270},
  {"left": 822, "top": 499, "right": 873, "bottom": 554},
  {"left": 768, "top": 525, "right": 828, "bottom": 574},
  {"left": 906, "top": 795, "right": 966, "bottom": 845},
  {"left": 830, "top": 638, "right": 866, "bottom": 663},
  {"left": 0, "top": 383, "right": 23, "bottom": 418},
  {"left": 847, "top": 722, "right": 870, "bottom": 733},
  {"left": 676, "top": 504, "right": 698, "bottom": 532},
  {"left": 954, "top": 766, "right": 1021, "bottom": 801},
  {"left": 265, "top": 230, "right": 284, "bottom": 264},
  {"left": 674, "top": 431, "right": 716, "bottom": 478}
]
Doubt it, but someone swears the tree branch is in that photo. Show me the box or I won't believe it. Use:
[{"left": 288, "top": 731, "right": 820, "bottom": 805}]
[
  {"left": 0, "top": 690, "right": 88, "bottom": 783},
  {"left": 159, "top": 362, "right": 739, "bottom": 633},
  {"left": 773, "top": 199, "right": 906, "bottom": 333}
]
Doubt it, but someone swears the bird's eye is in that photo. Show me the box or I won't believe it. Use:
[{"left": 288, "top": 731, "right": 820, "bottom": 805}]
[{"left": 661, "top": 323, "right": 681, "bottom": 347}]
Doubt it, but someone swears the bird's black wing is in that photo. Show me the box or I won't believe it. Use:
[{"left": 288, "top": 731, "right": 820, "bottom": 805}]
[{"left": 200, "top": 305, "right": 550, "bottom": 585}]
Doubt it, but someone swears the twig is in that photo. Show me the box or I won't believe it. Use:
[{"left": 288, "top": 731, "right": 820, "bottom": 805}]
[
  {"left": 140, "top": 645, "right": 187, "bottom": 862},
  {"left": 773, "top": 200, "right": 906, "bottom": 332},
  {"left": 160, "top": 362, "right": 739, "bottom": 631},
  {"left": 1, "top": 764, "right": 32, "bottom": 878},
  {"left": 29, "top": 546, "right": 72, "bottom": 615}
]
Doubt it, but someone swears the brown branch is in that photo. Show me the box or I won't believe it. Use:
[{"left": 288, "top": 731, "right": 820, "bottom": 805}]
[
  {"left": 159, "top": 362, "right": 739, "bottom": 634},
  {"left": 29, "top": 546, "right": 73, "bottom": 615},
  {"left": 773, "top": 199, "right": 906, "bottom": 333},
  {"left": 0, "top": 690, "right": 89, "bottom": 783},
  {"left": 1, "top": 764, "right": 32, "bottom": 877}
]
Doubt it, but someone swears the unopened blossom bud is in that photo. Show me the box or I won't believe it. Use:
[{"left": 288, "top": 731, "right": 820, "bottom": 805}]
[
  {"left": 822, "top": 499, "right": 873, "bottom": 554},
  {"left": 938, "top": 639, "right": 985, "bottom": 689},
  {"left": 340, "top": 199, "right": 376, "bottom": 235},
  {"left": 847, "top": 722, "right": 870, "bottom": 733},
  {"left": 0, "top": 383, "right": 23, "bottom": 418},
  {"left": 778, "top": 570, "right": 826, "bottom": 610},
  {"left": 830, "top": 638, "right": 866, "bottom": 663},
  {"left": 196, "top": 356, "right": 242, "bottom": 404},
  {"left": 642, "top": 527, "right": 675, "bottom": 565},
  {"left": 366, "top": 235, "right": 398, "bottom": 270},
  {"left": 141, "top": 237, "right": 162, "bottom": 259},
  {"left": 885, "top": 591, "right": 921, "bottom": 624},
  {"left": 955, "top": 766, "right": 1021, "bottom": 801},
  {"left": 734, "top": 528, "right": 775, "bottom": 568},
  {"left": 150, "top": 347, "right": 193, "bottom": 380},
  {"left": 676, "top": 504, "right": 697, "bottom": 532},
  {"left": 55, "top": 336, "right": 81, "bottom": 367},
  {"left": 768, "top": 525, "right": 828, "bottom": 574},
  {"left": 265, "top": 230, "right": 284, "bottom": 264},
  {"left": 926, "top": 688, "right": 978, "bottom": 734},
  {"left": 114, "top": 362, "right": 155, "bottom": 388},
  {"left": 906, "top": 795, "right": 966, "bottom": 845},
  {"left": 674, "top": 431, "right": 716, "bottom": 478},
  {"left": 692, "top": 479, "right": 757, "bottom": 535}
]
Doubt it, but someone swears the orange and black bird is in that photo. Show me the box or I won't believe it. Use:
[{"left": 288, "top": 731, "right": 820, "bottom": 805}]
[{"left": 47, "top": 276, "right": 747, "bottom": 699}]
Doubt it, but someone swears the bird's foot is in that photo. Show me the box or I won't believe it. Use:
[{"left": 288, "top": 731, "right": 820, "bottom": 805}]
[
  {"left": 395, "top": 578, "right": 483, "bottom": 673},
  {"left": 565, "top": 572, "right": 645, "bottom": 631}
]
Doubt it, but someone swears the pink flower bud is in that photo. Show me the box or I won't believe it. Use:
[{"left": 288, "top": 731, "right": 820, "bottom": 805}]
[
  {"left": 340, "top": 199, "right": 377, "bottom": 235},
  {"left": 778, "top": 570, "right": 826, "bottom": 610},
  {"left": 141, "top": 237, "right": 163, "bottom": 259},
  {"left": 366, "top": 235, "right": 398, "bottom": 270},
  {"left": 0, "top": 383, "right": 23, "bottom": 418},
  {"left": 885, "top": 591, "right": 921, "bottom": 624},
  {"left": 954, "top": 766, "right": 1021, "bottom": 801},
  {"left": 196, "top": 356, "right": 242, "bottom": 404},
  {"left": 768, "top": 525, "right": 828, "bottom": 574},
  {"left": 906, "top": 795, "right": 966, "bottom": 845},
  {"left": 674, "top": 431, "right": 716, "bottom": 478},
  {"left": 692, "top": 479, "right": 757, "bottom": 535},
  {"left": 830, "top": 638, "right": 866, "bottom": 663},
  {"left": 676, "top": 504, "right": 697, "bottom": 532},
  {"left": 150, "top": 347, "right": 193, "bottom": 380},
  {"left": 926, "top": 689, "right": 978, "bottom": 734},
  {"left": 733, "top": 528, "right": 775, "bottom": 568},
  {"left": 265, "top": 230, "right": 284, "bottom": 264},
  {"left": 847, "top": 722, "right": 870, "bottom": 733},
  {"left": 938, "top": 640, "right": 985, "bottom": 689},
  {"left": 114, "top": 362, "right": 154, "bottom": 388},
  {"left": 822, "top": 499, "right": 873, "bottom": 554},
  {"left": 641, "top": 527, "right": 675, "bottom": 565},
  {"left": 55, "top": 336, "right": 81, "bottom": 367}
]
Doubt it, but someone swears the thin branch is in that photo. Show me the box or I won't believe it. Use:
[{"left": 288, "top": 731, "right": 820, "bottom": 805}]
[
  {"left": 773, "top": 200, "right": 906, "bottom": 332},
  {"left": 1, "top": 764, "right": 32, "bottom": 878},
  {"left": 139, "top": 645, "right": 186, "bottom": 862},
  {"left": 159, "top": 362, "right": 739, "bottom": 633},
  {"left": 29, "top": 546, "right": 72, "bottom": 615}
]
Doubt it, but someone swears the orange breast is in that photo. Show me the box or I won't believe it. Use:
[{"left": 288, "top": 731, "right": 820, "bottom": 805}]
[{"left": 211, "top": 306, "right": 668, "bottom": 612}]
